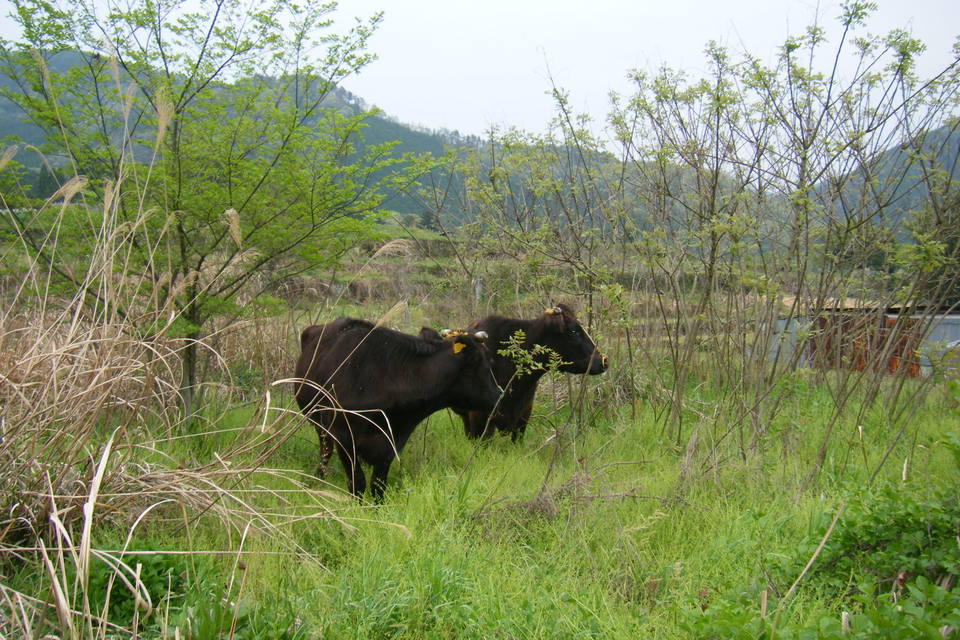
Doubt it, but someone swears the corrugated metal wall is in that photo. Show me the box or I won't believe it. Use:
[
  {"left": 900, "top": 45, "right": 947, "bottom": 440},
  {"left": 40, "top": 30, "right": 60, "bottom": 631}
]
[
  {"left": 921, "top": 315, "right": 960, "bottom": 375},
  {"left": 768, "top": 314, "right": 960, "bottom": 376}
]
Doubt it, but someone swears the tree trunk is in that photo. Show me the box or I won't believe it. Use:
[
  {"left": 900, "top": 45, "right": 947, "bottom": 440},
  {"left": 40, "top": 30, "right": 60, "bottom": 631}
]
[
  {"left": 180, "top": 333, "right": 199, "bottom": 422},
  {"left": 179, "top": 299, "right": 203, "bottom": 423}
]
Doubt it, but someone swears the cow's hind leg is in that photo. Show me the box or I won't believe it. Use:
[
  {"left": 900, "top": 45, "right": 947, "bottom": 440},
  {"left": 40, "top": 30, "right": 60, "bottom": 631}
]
[
  {"left": 463, "top": 411, "right": 484, "bottom": 439},
  {"left": 464, "top": 411, "right": 497, "bottom": 440},
  {"left": 335, "top": 444, "right": 366, "bottom": 499},
  {"left": 313, "top": 424, "right": 334, "bottom": 478},
  {"left": 509, "top": 395, "right": 536, "bottom": 442}
]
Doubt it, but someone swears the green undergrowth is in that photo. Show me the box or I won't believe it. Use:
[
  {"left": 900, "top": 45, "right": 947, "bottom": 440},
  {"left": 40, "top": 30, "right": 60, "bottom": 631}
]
[{"left": 6, "top": 381, "right": 959, "bottom": 638}]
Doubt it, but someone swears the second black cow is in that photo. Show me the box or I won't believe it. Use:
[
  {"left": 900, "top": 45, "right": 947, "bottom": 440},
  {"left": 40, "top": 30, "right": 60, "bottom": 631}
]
[
  {"left": 457, "top": 304, "right": 608, "bottom": 441},
  {"left": 294, "top": 318, "right": 499, "bottom": 501}
]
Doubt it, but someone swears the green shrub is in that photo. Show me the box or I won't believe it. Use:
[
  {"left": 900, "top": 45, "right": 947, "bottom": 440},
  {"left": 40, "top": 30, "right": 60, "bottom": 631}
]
[
  {"left": 682, "top": 577, "right": 960, "bottom": 639},
  {"left": 682, "top": 469, "right": 960, "bottom": 639},
  {"left": 797, "top": 483, "right": 960, "bottom": 596},
  {"left": 76, "top": 548, "right": 309, "bottom": 639},
  {"left": 72, "top": 547, "right": 200, "bottom": 629}
]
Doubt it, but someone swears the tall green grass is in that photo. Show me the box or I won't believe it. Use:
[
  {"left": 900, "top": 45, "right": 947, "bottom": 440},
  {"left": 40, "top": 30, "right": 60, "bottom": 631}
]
[{"left": 216, "top": 380, "right": 957, "bottom": 638}]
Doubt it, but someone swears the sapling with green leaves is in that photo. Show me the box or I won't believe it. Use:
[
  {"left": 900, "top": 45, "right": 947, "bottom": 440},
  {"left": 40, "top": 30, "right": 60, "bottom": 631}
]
[
  {"left": 0, "top": 0, "right": 432, "bottom": 416},
  {"left": 497, "top": 328, "right": 567, "bottom": 380}
]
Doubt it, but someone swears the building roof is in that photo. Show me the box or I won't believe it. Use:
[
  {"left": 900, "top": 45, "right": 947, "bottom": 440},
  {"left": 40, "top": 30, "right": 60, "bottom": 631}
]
[{"left": 781, "top": 296, "right": 959, "bottom": 316}]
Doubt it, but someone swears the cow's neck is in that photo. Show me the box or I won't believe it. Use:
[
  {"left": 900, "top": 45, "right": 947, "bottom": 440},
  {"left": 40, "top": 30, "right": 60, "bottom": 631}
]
[{"left": 394, "top": 349, "right": 462, "bottom": 403}]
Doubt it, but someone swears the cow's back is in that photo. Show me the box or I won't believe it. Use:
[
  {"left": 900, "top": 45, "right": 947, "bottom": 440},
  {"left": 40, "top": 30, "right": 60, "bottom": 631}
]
[{"left": 294, "top": 318, "right": 376, "bottom": 410}]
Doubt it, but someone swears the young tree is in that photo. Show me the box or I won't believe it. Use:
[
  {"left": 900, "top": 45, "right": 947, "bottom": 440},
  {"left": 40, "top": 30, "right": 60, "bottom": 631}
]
[
  {"left": 610, "top": 1, "right": 959, "bottom": 470},
  {"left": 1, "top": 0, "right": 427, "bottom": 416}
]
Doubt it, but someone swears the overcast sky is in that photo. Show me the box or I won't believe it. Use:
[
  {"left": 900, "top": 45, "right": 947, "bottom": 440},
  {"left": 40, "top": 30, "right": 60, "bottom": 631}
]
[
  {"left": 1, "top": 0, "right": 956, "bottom": 138},
  {"left": 332, "top": 0, "right": 958, "bottom": 138}
]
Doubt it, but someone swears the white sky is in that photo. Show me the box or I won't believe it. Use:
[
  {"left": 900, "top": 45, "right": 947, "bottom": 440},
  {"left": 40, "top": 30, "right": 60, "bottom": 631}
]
[
  {"left": 1, "top": 0, "right": 956, "bottom": 138},
  {"left": 332, "top": 0, "right": 958, "bottom": 137}
]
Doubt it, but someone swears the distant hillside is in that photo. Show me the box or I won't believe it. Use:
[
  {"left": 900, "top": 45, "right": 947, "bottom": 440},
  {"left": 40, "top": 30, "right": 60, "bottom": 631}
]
[
  {"left": 352, "top": 109, "right": 473, "bottom": 217},
  {"left": 0, "top": 50, "right": 476, "bottom": 216},
  {"left": 7, "top": 51, "right": 952, "bottom": 234},
  {"left": 821, "top": 124, "right": 960, "bottom": 234}
]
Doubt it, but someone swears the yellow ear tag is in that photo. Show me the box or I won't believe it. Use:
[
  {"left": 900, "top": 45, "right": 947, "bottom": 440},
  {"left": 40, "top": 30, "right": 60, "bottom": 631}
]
[{"left": 452, "top": 342, "right": 466, "bottom": 354}]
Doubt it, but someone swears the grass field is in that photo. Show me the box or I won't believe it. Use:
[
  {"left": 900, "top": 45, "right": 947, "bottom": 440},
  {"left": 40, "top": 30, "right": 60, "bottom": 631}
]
[
  {"left": 4, "top": 338, "right": 955, "bottom": 638},
  {"left": 245, "top": 379, "right": 957, "bottom": 638},
  {"left": 0, "top": 218, "right": 957, "bottom": 637}
]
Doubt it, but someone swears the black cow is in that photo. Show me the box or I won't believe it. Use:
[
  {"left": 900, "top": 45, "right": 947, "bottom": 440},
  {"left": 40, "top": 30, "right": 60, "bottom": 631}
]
[
  {"left": 294, "top": 318, "right": 498, "bottom": 501},
  {"left": 457, "top": 304, "right": 607, "bottom": 441}
]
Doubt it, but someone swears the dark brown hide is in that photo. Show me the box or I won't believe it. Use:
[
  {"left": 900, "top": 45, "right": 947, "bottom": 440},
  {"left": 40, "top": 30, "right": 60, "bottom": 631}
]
[{"left": 294, "top": 318, "right": 498, "bottom": 501}]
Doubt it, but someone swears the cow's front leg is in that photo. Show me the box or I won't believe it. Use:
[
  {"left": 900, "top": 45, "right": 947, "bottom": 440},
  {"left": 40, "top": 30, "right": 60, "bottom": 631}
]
[{"left": 369, "top": 457, "right": 394, "bottom": 504}]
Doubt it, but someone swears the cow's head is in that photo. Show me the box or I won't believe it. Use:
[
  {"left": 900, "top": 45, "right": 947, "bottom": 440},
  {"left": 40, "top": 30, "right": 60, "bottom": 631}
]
[
  {"left": 536, "top": 304, "right": 608, "bottom": 375},
  {"left": 422, "top": 327, "right": 500, "bottom": 411}
]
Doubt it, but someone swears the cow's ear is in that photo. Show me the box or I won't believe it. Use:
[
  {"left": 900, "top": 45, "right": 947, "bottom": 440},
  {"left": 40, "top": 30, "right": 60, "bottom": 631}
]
[
  {"left": 444, "top": 329, "right": 475, "bottom": 354},
  {"left": 420, "top": 327, "right": 442, "bottom": 343}
]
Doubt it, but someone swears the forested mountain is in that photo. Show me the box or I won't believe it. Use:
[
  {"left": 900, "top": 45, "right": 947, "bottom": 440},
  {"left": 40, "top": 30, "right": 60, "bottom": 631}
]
[
  {"left": 0, "top": 49, "right": 479, "bottom": 215},
  {"left": 822, "top": 124, "right": 960, "bottom": 233},
  {"left": 3, "top": 50, "right": 956, "bottom": 233}
]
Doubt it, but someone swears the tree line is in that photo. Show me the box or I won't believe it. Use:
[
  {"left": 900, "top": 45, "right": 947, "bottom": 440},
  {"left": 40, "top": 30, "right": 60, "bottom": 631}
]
[{"left": 1, "top": 0, "right": 958, "bottom": 429}]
